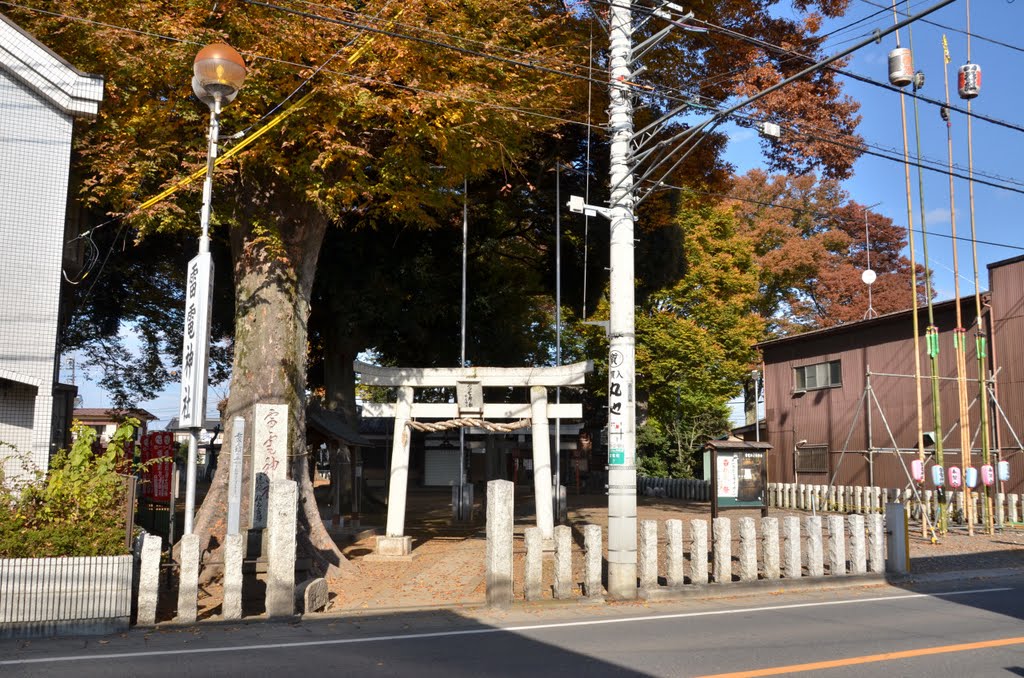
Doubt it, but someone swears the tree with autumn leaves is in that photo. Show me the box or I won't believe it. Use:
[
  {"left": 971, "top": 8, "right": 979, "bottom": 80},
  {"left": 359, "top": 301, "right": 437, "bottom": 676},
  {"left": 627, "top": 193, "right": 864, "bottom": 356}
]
[{"left": 8, "top": 0, "right": 920, "bottom": 574}]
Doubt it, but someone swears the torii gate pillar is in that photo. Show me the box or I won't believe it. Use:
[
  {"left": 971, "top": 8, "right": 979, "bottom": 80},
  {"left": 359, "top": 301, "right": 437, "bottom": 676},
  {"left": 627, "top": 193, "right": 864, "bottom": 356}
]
[{"left": 530, "top": 386, "right": 554, "bottom": 539}]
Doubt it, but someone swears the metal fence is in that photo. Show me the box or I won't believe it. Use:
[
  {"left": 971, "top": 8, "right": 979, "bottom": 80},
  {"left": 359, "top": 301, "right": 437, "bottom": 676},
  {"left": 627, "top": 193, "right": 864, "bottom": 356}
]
[{"left": 0, "top": 555, "right": 134, "bottom": 638}]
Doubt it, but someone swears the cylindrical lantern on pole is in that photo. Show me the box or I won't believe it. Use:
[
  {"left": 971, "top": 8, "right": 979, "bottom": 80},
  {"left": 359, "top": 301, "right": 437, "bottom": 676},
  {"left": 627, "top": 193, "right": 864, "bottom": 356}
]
[
  {"left": 981, "top": 464, "right": 995, "bottom": 486},
  {"left": 958, "top": 62, "right": 981, "bottom": 99},
  {"left": 888, "top": 48, "right": 914, "bottom": 87},
  {"left": 997, "top": 460, "right": 1011, "bottom": 482},
  {"left": 947, "top": 466, "right": 962, "bottom": 489},
  {"left": 965, "top": 466, "right": 978, "bottom": 489},
  {"left": 931, "top": 465, "right": 945, "bottom": 487},
  {"left": 911, "top": 459, "right": 925, "bottom": 483}
]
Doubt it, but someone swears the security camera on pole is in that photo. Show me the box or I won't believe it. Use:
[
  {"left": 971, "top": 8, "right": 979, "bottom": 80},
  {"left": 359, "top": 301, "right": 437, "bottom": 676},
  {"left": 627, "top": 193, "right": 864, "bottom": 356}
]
[{"left": 179, "top": 43, "right": 246, "bottom": 535}]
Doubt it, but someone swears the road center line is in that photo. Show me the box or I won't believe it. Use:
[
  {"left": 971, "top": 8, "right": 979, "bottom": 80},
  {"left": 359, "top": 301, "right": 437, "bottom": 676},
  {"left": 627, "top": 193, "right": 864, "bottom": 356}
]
[
  {"left": 0, "top": 587, "right": 1010, "bottom": 666},
  {"left": 695, "top": 635, "right": 1024, "bottom": 677}
]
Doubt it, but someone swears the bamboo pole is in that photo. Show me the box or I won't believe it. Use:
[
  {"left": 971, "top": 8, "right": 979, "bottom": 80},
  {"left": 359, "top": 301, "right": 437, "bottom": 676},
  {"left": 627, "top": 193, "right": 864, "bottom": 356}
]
[
  {"left": 964, "top": 0, "right": 994, "bottom": 534},
  {"left": 941, "top": 35, "right": 973, "bottom": 535},
  {"left": 892, "top": 0, "right": 929, "bottom": 539}
]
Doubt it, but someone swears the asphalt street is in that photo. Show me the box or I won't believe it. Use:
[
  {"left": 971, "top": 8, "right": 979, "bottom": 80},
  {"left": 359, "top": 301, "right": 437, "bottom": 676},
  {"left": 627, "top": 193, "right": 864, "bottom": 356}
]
[{"left": 2, "top": 573, "right": 1023, "bottom": 677}]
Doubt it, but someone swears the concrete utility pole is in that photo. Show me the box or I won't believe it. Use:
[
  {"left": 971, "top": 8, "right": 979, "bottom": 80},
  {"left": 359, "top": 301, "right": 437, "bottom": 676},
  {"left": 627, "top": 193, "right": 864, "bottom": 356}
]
[
  {"left": 605, "top": 0, "right": 638, "bottom": 600},
  {"left": 569, "top": 0, "right": 640, "bottom": 600}
]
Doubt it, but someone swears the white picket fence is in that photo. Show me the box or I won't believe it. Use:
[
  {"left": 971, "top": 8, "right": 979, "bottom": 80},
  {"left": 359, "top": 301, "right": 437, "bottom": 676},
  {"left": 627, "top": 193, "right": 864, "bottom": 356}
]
[{"left": 767, "top": 482, "right": 1023, "bottom": 524}]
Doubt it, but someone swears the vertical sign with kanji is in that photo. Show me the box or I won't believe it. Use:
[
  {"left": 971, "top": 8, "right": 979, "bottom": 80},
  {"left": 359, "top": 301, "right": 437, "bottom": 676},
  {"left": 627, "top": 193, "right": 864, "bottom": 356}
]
[
  {"left": 140, "top": 432, "right": 175, "bottom": 502},
  {"left": 178, "top": 251, "right": 214, "bottom": 429},
  {"left": 251, "top": 403, "right": 289, "bottom": 529}
]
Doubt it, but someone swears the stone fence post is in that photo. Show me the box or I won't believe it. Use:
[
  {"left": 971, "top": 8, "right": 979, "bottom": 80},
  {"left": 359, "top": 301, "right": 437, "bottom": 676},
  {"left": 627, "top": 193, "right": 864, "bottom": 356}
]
[
  {"left": 690, "top": 519, "right": 708, "bottom": 585},
  {"left": 486, "top": 479, "right": 514, "bottom": 607}
]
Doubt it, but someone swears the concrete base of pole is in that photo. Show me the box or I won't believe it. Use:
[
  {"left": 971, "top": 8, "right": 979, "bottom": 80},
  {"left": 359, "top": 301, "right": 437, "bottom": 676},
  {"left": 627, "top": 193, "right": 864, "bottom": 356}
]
[
  {"left": 374, "top": 536, "right": 414, "bottom": 558},
  {"left": 606, "top": 563, "right": 637, "bottom": 600}
]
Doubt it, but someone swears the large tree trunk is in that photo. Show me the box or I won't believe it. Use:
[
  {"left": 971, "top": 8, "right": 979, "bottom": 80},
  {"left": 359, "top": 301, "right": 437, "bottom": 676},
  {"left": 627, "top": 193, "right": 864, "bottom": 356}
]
[{"left": 191, "top": 182, "right": 352, "bottom": 580}]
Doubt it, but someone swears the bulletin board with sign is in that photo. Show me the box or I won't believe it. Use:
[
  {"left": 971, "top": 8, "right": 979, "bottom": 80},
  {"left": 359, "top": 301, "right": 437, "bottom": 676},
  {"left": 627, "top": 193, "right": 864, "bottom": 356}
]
[
  {"left": 708, "top": 441, "right": 771, "bottom": 518},
  {"left": 140, "top": 431, "right": 175, "bottom": 503}
]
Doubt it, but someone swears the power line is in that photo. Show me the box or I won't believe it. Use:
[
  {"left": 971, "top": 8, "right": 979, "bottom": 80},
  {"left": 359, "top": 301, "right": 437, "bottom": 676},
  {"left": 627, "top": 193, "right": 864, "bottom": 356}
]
[
  {"left": 240, "top": 0, "right": 604, "bottom": 87},
  {"left": 659, "top": 184, "right": 1024, "bottom": 253},
  {"left": 689, "top": 16, "right": 1024, "bottom": 136},
  {"left": 859, "top": 0, "right": 1024, "bottom": 55}
]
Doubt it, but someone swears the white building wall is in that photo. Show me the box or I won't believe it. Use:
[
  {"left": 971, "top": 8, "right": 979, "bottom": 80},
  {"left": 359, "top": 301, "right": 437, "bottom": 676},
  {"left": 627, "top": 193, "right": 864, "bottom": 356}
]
[{"left": 0, "top": 67, "right": 74, "bottom": 477}]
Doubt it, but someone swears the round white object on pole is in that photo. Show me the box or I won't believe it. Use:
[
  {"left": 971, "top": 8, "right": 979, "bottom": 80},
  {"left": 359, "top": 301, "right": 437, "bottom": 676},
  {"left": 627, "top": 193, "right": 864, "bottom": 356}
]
[{"left": 862, "top": 269, "right": 877, "bottom": 286}]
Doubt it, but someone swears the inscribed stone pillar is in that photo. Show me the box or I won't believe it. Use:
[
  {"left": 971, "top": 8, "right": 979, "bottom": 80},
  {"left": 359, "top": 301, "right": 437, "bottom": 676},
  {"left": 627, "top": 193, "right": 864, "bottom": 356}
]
[
  {"left": 665, "top": 519, "right": 684, "bottom": 588},
  {"left": 738, "top": 517, "right": 757, "bottom": 582},
  {"left": 530, "top": 385, "right": 554, "bottom": 540},
  {"left": 783, "top": 516, "right": 801, "bottom": 579},
  {"left": 486, "top": 480, "right": 514, "bottom": 607},
  {"left": 553, "top": 525, "right": 573, "bottom": 599},
  {"left": 690, "top": 519, "right": 709, "bottom": 585},
  {"left": 849, "top": 514, "right": 867, "bottom": 575},
  {"left": 223, "top": 533, "right": 244, "bottom": 621},
  {"left": 867, "top": 513, "right": 885, "bottom": 573},
  {"left": 584, "top": 525, "right": 603, "bottom": 599},
  {"left": 761, "top": 517, "right": 780, "bottom": 580},
  {"left": 137, "top": 533, "right": 162, "bottom": 627},
  {"left": 384, "top": 386, "right": 414, "bottom": 543},
  {"left": 828, "top": 515, "right": 846, "bottom": 576},
  {"left": 713, "top": 517, "right": 732, "bottom": 584},
  {"left": 638, "top": 520, "right": 658, "bottom": 593},
  {"left": 266, "top": 479, "right": 298, "bottom": 618},
  {"left": 251, "top": 403, "right": 289, "bottom": 530},
  {"left": 805, "top": 516, "right": 824, "bottom": 578},
  {"left": 524, "top": 527, "right": 542, "bottom": 602},
  {"left": 176, "top": 533, "right": 199, "bottom": 624}
]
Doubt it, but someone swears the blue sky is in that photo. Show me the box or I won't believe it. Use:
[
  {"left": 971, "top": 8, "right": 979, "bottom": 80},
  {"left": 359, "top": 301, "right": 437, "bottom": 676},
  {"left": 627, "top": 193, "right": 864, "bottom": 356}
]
[
  {"left": 722, "top": 0, "right": 1023, "bottom": 301},
  {"left": 69, "top": 1, "right": 1023, "bottom": 430}
]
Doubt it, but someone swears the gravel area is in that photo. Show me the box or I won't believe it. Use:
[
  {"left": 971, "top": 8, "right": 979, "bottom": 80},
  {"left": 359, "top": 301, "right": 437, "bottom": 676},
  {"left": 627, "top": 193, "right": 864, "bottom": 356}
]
[{"left": 319, "top": 491, "right": 1024, "bottom": 612}]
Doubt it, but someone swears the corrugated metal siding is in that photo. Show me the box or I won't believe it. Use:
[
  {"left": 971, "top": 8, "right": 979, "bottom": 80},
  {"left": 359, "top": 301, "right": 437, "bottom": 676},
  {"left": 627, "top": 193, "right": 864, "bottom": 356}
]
[
  {"left": 763, "top": 300, "right": 992, "bottom": 489},
  {"left": 990, "top": 259, "right": 1024, "bottom": 465}
]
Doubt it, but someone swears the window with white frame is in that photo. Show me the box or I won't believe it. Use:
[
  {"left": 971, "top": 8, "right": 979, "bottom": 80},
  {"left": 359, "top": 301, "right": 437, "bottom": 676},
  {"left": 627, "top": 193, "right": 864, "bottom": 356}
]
[{"left": 793, "top": 360, "right": 842, "bottom": 391}]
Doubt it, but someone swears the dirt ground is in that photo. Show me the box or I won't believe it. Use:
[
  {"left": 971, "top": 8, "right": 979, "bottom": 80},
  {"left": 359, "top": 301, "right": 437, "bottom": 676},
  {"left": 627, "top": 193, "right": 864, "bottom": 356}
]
[{"left": 310, "top": 489, "right": 1024, "bottom": 615}]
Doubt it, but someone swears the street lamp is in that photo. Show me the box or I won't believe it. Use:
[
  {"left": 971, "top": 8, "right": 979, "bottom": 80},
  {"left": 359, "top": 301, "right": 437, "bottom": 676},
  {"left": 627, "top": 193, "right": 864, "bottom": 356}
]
[{"left": 179, "top": 43, "right": 246, "bottom": 535}]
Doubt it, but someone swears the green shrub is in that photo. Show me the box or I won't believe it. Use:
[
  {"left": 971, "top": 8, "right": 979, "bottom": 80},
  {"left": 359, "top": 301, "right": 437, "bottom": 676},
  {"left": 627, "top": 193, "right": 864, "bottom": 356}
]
[{"left": 0, "top": 418, "right": 142, "bottom": 558}]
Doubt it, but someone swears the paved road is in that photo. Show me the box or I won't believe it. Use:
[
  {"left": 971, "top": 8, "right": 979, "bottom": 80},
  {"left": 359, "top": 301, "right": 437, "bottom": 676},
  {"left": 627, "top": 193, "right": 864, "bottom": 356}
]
[{"left": 2, "top": 573, "right": 1022, "bottom": 677}]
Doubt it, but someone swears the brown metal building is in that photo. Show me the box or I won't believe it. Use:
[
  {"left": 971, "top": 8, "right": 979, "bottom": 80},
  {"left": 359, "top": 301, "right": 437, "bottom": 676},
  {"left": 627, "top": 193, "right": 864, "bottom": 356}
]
[{"left": 754, "top": 255, "right": 1024, "bottom": 495}]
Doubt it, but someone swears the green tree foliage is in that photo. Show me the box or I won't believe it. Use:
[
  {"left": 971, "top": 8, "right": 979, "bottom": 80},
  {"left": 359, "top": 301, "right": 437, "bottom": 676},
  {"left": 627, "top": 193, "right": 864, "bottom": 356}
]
[
  {"left": 632, "top": 204, "right": 764, "bottom": 476},
  {"left": 0, "top": 420, "right": 142, "bottom": 558}
]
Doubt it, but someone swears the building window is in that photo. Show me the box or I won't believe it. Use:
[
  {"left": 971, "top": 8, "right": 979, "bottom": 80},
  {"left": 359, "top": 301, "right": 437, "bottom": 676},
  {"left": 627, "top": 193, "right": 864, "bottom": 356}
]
[
  {"left": 795, "top": 444, "right": 829, "bottom": 473},
  {"left": 794, "top": 360, "right": 842, "bottom": 391}
]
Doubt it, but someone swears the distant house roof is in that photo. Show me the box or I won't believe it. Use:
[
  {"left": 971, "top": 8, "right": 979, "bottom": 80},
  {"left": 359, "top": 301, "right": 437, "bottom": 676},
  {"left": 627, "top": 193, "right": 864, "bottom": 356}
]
[
  {"left": 307, "top": 406, "right": 370, "bottom": 447},
  {"left": 756, "top": 297, "right": 971, "bottom": 350},
  {"left": 704, "top": 439, "right": 772, "bottom": 452},
  {"left": 0, "top": 13, "right": 104, "bottom": 117},
  {"left": 167, "top": 416, "right": 221, "bottom": 432},
  {"left": 74, "top": 407, "right": 158, "bottom": 423}
]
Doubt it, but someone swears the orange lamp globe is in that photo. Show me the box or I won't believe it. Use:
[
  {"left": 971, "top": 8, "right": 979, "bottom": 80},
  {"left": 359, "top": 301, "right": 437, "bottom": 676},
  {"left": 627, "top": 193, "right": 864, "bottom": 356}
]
[{"left": 193, "top": 42, "right": 246, "bottom": 103}]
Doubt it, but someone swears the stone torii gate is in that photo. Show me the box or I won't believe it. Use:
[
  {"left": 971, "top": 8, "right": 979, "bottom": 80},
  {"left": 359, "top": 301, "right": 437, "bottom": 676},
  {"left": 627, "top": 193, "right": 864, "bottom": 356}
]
[{"left": 356, "top": 360, "right": 593, "bottom": 556}]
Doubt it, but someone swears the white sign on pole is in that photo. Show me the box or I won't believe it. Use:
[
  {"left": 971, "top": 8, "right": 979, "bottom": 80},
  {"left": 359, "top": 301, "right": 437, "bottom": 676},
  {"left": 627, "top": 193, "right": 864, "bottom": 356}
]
[
  {"left": 227, "top": 416, "right": 245, "bottom": 536},
  {"left": 251, "top": 403, "right": 289, "bottom": 529},
  {"left": 178, "top": 251, "right": 214, "bottom": 428}
]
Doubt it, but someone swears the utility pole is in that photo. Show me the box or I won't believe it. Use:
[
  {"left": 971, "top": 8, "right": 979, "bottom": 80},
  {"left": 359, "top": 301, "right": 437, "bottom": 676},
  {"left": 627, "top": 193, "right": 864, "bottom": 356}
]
[
  {"left": 569, "top": 0, "right": 638, "bottom": 600},
  {"left": 604, "top": 0, "right": 638, "bottom": 600}
]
